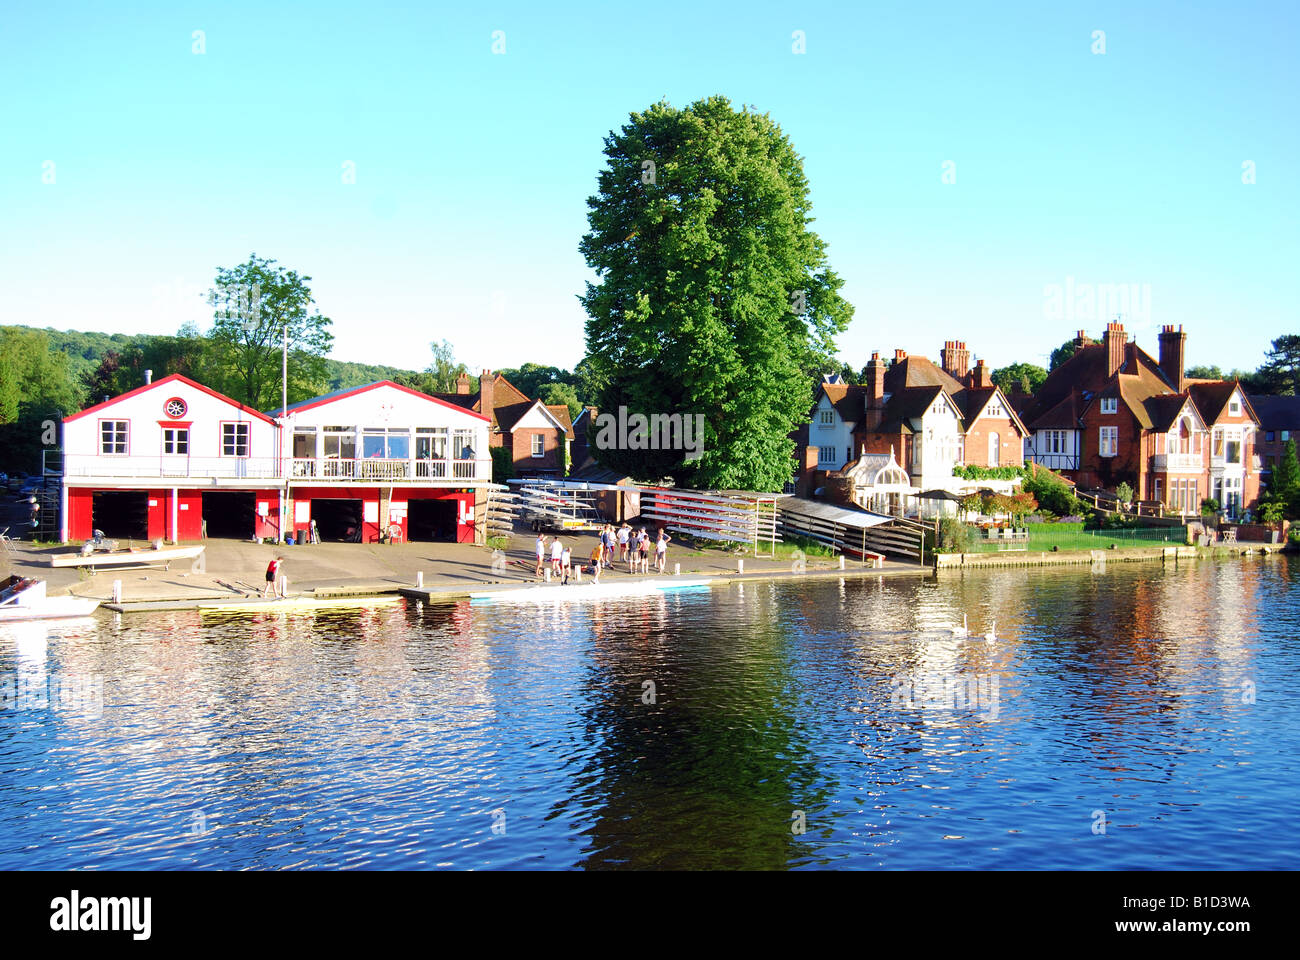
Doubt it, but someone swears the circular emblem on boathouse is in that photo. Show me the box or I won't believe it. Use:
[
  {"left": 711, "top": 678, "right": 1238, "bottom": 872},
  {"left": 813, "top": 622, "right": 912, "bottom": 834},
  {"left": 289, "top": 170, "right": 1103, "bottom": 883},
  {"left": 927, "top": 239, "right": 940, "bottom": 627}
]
[{"left": 164, "top": 397, "right": 188, "bottom": 419}]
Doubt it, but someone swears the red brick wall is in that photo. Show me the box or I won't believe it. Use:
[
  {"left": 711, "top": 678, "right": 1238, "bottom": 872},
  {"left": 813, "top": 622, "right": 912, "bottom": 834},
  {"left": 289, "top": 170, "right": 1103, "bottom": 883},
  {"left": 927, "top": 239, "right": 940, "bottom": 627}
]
[
  {"left": 1078, "top": 405, "right": 1143, "bottom": 491},
  {"left": 964, "top": 417, "right": 1024, "bottom": 468},
  {"left": 511, "top": 427, "right": 563, "bottom": 475}
]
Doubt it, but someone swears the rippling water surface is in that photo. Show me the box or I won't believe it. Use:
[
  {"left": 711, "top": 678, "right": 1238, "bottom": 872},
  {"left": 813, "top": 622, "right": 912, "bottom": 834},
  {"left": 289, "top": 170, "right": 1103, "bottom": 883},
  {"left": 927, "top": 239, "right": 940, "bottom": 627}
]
[{"left": 2, "top": 556, "right": 1297, "bottom": 870}]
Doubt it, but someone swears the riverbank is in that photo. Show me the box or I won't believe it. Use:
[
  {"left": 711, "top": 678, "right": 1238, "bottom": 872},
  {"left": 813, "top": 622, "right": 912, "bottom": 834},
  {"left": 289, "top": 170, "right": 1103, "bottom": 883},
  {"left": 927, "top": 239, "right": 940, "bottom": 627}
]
[
  {"left": 3, "top": 531, "right": 1290, "bottom": 612},
  {"left": 0, "top": 532, "right": 923, "bottom": 612}
]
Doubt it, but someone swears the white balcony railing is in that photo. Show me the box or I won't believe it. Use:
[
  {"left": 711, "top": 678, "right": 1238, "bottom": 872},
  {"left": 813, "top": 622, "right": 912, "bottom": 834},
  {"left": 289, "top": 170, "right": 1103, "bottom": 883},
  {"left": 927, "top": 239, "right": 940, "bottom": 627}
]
[
  {"left": 60, "top": 454, "right": 492, "bottom": 484},
  {"left": 290, "top": 457, "right": 491, "bottom": 483},
  {"left": 1154, "top": 453, "right": 1201, "bottom": 472},
  {"left": 63, "top": 455, "right": 282, "bottom": 480}
]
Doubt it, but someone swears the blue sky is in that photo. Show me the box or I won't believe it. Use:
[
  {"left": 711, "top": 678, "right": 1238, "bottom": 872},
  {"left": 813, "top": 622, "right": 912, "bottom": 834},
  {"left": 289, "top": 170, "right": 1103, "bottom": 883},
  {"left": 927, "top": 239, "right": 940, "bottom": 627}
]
[{"left": 2, "top": 1, "right": 1296, "bottom": 378}]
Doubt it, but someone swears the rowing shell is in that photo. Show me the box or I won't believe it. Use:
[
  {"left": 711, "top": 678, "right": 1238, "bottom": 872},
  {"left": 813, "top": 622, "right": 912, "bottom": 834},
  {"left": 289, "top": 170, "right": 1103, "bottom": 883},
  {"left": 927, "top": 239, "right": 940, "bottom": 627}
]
[{"left": 470, "top": 579, "right": 712, "bottom": 603}]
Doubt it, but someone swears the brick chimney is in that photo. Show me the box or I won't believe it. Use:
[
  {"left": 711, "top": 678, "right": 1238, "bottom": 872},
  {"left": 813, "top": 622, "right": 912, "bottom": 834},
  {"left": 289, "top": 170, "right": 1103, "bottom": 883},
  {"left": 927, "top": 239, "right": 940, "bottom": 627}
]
[
  {"left": 863, "top": 351, "right": 887, "bottom": 430},
  {"left": 456, "top": 371, "right": 471, "bottom": 395},
  {"left": 892, "top": 348, "right": 907, "bottom": 365},
  {"left": 1158, "top": 324, "right": 1186, "bottom": 393},
  {"left": 1074, "top": 329, "right": 1089, "bottom": 348},
  {"left": 939, "top": 340, "right": 969, "bottom": 381},
  {"left": 972, "top": 359, "right": 992, "bottom": 389},
  {"left": 1103, "top": 321, "right": 1126, "bottom": 377},
  {"left": 478, "top": 370, "right": 494, "bottom": 425}
]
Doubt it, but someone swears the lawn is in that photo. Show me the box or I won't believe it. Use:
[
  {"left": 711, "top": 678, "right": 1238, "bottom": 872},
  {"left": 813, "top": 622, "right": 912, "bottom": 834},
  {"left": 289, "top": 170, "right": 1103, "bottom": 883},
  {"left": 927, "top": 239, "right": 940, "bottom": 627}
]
[{"left": 967, "top": 522, "right": 1185, "bottom": 553}]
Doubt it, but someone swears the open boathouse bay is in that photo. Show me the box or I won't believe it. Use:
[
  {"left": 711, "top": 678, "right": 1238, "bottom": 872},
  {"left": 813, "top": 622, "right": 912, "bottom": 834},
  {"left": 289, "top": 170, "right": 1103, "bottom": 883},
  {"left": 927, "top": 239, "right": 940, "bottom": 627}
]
[{"left": 0, "top": 558, "right": 1296, "bottom": 870}]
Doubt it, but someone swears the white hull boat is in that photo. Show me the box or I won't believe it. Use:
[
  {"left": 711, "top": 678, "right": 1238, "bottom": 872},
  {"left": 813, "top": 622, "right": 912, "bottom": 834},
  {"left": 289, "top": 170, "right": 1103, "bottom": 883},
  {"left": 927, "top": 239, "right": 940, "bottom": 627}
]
[
  {"left": 0, "top": 576, "right": 100, "bottom": 622},
  {"left": 48, "top": 544, "right": 205, "bottom": 570}
]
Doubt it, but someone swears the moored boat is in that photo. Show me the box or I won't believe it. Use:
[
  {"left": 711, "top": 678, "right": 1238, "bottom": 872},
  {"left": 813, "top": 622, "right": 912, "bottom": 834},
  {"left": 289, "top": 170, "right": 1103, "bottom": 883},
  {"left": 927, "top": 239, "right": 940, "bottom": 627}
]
[{"left": 0, "top": 576, "right": 100, "bottom": 622}]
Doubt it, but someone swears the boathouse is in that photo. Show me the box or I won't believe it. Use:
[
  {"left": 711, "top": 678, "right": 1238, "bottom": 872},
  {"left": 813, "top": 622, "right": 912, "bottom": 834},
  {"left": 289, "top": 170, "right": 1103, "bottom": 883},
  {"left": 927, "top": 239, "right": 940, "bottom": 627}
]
[
  {"left": 268, "top": 381, "right": 492, "bottom": 543},
  {"left": 60, "top": 374, "right": 283, "bottom": 543}
]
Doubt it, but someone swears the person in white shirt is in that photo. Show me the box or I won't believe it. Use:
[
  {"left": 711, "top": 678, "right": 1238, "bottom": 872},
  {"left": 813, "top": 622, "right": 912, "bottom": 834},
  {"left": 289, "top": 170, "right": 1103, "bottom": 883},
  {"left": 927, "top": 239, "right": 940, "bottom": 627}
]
[
  {"left": 550, "top": 538, "right": 563, "bottom": 576},
  {"left": 561, "top": 544, "right": 572, "bottom": 584},
  {"left": 535, "top": 534, "right": 547, "bottom": 578}
]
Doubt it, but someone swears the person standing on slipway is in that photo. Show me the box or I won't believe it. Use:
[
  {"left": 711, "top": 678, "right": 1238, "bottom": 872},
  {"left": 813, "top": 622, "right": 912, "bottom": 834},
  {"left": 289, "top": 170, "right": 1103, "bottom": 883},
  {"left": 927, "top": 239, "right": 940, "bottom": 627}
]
[{"left": 263, "top": 555, "right": 285, "bottom": 599}]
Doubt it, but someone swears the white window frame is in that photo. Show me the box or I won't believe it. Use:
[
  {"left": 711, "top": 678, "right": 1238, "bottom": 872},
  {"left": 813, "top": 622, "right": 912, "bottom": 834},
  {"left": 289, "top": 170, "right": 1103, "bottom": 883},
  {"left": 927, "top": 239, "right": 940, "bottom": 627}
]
[
  {"left": 100, "top": 419, "right": 128, "bottom": 455},
  {"left": 221, "top": 422, "right": 250, "bottom": 458},
  {"left": 1100, "top": 397, "right": 1118, "bottom": 415},
  {"left": 531, "top": 433, "right": 544, "bottom": 458},
  {"left": 1099, "top": 426, "right": 1119, "bottom": 458},
  {"left": 818, "top": 446, "right": 838, "bottom": 465},
  {"left": 162, "top": 427, "right": 189, "bottom": 455}
]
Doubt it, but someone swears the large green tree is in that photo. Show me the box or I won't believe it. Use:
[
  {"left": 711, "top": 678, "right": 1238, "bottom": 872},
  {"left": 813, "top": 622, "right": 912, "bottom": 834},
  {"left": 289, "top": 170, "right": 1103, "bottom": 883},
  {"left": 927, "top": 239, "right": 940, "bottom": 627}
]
[
  {"left": 205, "top": 254, "right": 333, "bottom": 409},
  {"left": 1263, "top": 437, "right": 1300, "bottom": 519},
  {"left": 578, "top": 96, "right": 853, "bottom": 490},
  {"left": 991, "top": 362, "right": 1047, "bottom": 395},
  {"left": 1257, "top": 334, "right": 1300, "bottom": 395},
  {"left": 0, "top": 328, "right": 84, "bottom": 472}
]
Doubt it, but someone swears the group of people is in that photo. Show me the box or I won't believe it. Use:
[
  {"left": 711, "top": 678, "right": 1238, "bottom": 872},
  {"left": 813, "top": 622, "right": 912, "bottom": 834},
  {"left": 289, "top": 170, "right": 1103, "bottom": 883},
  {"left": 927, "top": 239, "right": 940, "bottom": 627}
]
[{"left": 534, "top": 523, "right": 672, "bottom": 584}]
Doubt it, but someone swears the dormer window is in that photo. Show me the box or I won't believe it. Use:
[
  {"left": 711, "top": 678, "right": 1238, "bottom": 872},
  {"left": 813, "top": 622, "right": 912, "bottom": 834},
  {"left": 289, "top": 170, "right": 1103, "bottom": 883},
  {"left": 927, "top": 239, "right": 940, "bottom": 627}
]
[{"left": 1100, "top": 397, "right": 1118, "bottom": 415}]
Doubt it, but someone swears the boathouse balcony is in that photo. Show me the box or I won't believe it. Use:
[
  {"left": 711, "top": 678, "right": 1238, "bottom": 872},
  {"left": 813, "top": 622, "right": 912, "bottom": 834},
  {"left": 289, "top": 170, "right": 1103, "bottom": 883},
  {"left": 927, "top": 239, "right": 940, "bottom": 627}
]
[
  {"left": 62, "top": 454, "right": 282, "bottom": 481},
  {"left": 288, "top": 456, "right": 491, "bottom": 484}
]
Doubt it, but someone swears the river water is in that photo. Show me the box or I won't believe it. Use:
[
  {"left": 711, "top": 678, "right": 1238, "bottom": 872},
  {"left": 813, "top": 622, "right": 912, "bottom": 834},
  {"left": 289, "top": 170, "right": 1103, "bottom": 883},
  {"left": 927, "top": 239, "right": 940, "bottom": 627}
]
[{"left": 1, "top": 556, "right": 1296, "bottom": 870}]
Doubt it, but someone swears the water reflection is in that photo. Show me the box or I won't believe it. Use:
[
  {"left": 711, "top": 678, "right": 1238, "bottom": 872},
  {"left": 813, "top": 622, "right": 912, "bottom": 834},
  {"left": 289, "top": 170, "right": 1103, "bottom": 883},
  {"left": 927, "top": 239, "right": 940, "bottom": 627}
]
[{"left": 0, "top": 557, "right": 1295, "bottom": 869}]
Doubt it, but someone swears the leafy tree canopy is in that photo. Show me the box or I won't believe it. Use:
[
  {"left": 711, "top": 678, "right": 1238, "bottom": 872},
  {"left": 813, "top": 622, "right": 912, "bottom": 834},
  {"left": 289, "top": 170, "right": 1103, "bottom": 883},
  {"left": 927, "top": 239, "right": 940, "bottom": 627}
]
[
  {"left": 205, "top": 254, "right": 334, "bottom": 409},
  {"left": 579, "top": 95, "right": 852, "bottom": 490}
]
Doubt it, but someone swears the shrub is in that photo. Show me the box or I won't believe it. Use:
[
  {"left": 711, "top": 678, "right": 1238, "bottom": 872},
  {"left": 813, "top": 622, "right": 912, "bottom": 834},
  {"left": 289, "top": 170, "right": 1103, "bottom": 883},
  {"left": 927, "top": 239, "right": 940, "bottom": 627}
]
[
  {"left": 486, "top": 535, "right": 511, "bottom": 551},
  {"left": 1023, "top": 470, "right": 1081, "bottom": 516},
  {"left": 1260, "top": 501, "right": 1286, "bottom": 527},
  {"left": 1200, "top": 497, "right": 1220, "bottom": 517},
  {"left": 490, "top": 447, "right": 514, "bottom": 485},
  {"left": 1115, "top": 481, "right": 1134, "bottom": 504},
  {"left": 936, "top": 517, "right": 977, "bottom": 554}
]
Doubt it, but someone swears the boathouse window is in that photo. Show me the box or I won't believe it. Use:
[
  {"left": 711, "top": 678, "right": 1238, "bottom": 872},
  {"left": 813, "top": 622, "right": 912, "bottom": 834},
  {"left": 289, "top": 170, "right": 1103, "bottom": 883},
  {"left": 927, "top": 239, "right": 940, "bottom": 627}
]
[
  {"left": 1100, "top": 397, "right": 1118, "bottom": 415},
  {"left": 363, "top": 428, "right": 410, "bottom": 459},
  {"left": 415, "top": 428, "right": 447, "bottom": 460},
  {"left": 1266, "top": 431, "right": 1275, "bottom": 443},
  {"left": 1099, "top": 426, "right": 1118, "bottom": 457},
  {"left": 323, "top": 428, "right": 356, "bottom": 461},
  {"left": 453, "top": 429, "right": 475, "bottom": 460},
  {"left": 818, "top": 446, "right": 837, "bottom": 465},
  {"left": 819, "top": 410, "right": 834, "bottom": 426},
  {"left": 1229, "top": 399, "right": 1240, "bottom": 416},
  {"left": 100, "top": 420, "right": 128, "bottom": 455},
  {"left": 531, "top": 434, "right": 545, "bottom": 458},
  {"left": 221, "top": 422, "right": 250, "bottom": 457},
  {"left": 163, "top": 428, "right": 189, "bottom": 455}
]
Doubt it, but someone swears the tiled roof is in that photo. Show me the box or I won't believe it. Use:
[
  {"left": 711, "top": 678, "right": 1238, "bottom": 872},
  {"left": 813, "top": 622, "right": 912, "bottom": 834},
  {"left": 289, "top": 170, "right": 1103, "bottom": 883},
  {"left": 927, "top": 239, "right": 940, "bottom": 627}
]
[
  {"left": 1248, "top": 394, "right": 1300, "bottom": 431},
  {"left": 545, "top": 404, "right": 576, "bottom": 440},
  {"left": 1188, "top": 381, "right": 1242, "bottom": 425}
]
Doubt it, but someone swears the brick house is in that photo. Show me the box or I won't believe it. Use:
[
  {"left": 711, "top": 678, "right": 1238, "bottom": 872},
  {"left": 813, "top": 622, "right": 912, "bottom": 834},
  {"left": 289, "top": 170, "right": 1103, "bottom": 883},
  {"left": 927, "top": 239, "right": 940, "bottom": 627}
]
[
  {"left": 795, "top": 341, "right": 1028, "bottom": 497},
  {"left": 437, "top": 371, "right": 573, "bottom": 479},
  {"left": 1248, "top": 394, "right": 1300, "bottom": 486},
  {"left": 1020, "top": 323, "right": 1262, "bottom": 518}
]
